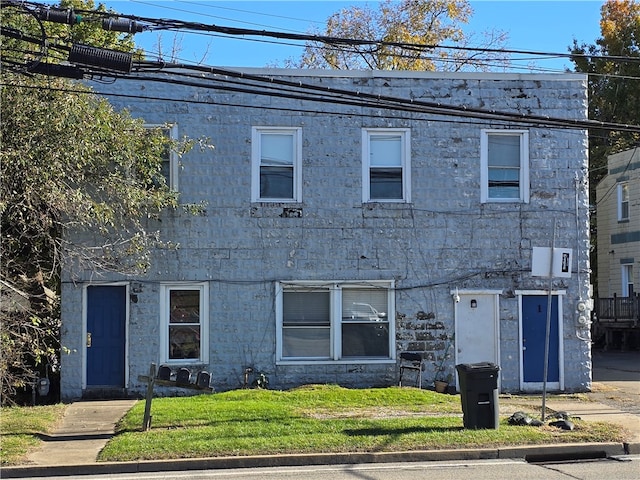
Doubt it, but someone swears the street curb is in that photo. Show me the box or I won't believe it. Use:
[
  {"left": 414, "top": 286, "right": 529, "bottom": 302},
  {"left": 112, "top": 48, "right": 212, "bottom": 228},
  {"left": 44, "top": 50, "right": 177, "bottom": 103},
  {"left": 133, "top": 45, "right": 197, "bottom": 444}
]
[{"left": 2, "top": 442, "right": 634, "bottom": 478}]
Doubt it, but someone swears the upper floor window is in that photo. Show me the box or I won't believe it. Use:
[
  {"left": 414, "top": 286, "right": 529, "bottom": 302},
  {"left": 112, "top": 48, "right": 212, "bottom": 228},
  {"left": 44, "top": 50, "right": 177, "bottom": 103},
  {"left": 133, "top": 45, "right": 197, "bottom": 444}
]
[
  {"left": 276, "top": 281, "right": 394, "bottom": 363},
  {"left": 362, "top": 128, "right": 411, "bottom": 203},
  {"left": 481, "top": 130, "right": 529, "bottom": 203},
  {"left": 252, "top": 127, "right": 302, "bottom": 202},
  {"left": 160, "top": 283, "right": 209, "bottom": 364},
  {"left": 622, "top": 264, "right": 634, "bottom": 297},
  {"left": 145, "top": 124, "right": 179, "bottom": 191},
  {"left": 617, "top": 183, "right": 629, "bottom": 221}
]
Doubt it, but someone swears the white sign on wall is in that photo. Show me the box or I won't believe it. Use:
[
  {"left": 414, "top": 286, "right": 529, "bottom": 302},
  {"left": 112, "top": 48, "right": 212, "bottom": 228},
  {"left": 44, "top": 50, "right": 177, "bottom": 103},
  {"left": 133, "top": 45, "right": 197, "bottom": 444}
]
[{"left": 531, "top": 247, "right": 573, "bottom": 278}]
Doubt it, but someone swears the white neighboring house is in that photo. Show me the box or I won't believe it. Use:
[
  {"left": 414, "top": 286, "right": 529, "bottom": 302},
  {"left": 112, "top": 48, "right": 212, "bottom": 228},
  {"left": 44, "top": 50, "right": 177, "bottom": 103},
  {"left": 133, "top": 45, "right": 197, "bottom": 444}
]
[{"left": 594, "top": 147, "right": 640, "bottom": 350}]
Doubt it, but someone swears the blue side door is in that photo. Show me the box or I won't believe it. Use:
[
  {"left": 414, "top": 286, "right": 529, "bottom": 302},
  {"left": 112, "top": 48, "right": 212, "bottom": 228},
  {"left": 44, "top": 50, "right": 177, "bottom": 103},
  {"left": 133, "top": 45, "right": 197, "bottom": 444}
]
[
  {"left": 522, "top": 295, "right": 559, "bottom": 384},
  {"left": 86, "top": 286, "right": 126, "bottom": 387}
]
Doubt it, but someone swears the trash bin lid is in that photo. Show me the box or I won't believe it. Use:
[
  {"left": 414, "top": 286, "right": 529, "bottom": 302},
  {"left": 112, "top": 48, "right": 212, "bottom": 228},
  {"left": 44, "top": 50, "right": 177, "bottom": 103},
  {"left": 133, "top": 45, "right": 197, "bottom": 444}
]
[{"left": 455, "top": 362, "right": 500, "bottom": 373}]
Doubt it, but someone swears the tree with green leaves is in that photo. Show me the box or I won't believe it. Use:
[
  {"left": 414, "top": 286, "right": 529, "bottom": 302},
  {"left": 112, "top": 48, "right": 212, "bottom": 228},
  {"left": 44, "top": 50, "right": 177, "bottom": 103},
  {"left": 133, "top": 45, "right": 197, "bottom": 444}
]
[
  {"left": 571, "top": 0, "right": 640, "bottom": 193},
  {"left": 570, "top": 0, "right": 639, "bottom": 294},
  {"left": 0, "top": 0, "right": 188, "bottom": 404},
  {"left": 288, "top": 0, "right": 509, "bottom": 71}
]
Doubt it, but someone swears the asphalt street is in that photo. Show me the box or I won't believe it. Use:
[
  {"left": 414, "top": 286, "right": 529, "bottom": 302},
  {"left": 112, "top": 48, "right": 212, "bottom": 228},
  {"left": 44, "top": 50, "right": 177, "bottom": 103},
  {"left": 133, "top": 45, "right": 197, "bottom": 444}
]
[{"left": 9, "top": 456, "right": 640, "bottom": 480}]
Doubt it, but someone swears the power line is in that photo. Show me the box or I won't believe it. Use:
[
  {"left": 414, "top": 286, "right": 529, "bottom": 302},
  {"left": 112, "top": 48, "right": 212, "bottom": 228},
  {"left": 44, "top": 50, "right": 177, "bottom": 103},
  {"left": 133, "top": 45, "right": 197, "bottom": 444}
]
[
  {"left": 3, "top": 1, "right": 640, "bottom": 134},
  {"left": 123, "top": 64, "right": 640, "bottom": 133},
  {"left": 6, "top": 0, "right": 640, "bottom": 68}
]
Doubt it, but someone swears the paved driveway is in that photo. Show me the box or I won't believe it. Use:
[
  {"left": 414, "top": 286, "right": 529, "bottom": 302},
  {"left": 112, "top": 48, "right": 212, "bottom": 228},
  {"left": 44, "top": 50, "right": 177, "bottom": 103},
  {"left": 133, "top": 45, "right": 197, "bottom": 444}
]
[{"left": 590, "top": 349, "right": 640, "bottom": 415}]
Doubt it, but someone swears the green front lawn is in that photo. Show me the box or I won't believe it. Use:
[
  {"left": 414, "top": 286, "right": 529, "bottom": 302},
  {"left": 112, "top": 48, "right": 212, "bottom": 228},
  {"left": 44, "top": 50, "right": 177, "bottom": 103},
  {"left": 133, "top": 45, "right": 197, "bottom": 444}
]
[
  {"left": 0, "top": 404, "right": 67, "bottom": 465},
  {"left": 100, "top": 385, "right": 625, "bottom": 462}
]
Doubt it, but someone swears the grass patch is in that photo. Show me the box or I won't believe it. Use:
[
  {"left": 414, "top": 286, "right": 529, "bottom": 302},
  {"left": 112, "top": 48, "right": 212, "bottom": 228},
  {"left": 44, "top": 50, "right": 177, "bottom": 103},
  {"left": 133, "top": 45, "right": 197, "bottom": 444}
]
[
  {"left": 0, "top": 404, "right": 67, "bottom": 466},
  {"left": 100, "top": 385, "right": 628, "bottom": 462}
]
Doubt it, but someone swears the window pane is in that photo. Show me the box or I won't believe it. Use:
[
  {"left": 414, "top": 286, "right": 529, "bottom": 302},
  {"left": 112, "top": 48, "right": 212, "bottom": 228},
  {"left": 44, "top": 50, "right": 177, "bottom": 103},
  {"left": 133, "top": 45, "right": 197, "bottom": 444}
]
[
  {"left": 621, "top": 184, "right": 629, "bottom": 201},
  {"left": 621, "top": 202, "right": 629, "bottom": 220},
  {"left": 283, "top": 327, "right": 330, "bottom": 357},
  {"left": 488, "top": 135, "right": 520, "bottom": 167},
  {"left": 488, "top": 161, "right": 520, "bottom": 199},
  {"left": 370, "top": 135, "right": 402, "bottom": 166},
  {"left": 342, "top": 288, "right": 389, "bottom": 357},
  {"left": 260, "top": 166, "right": 293, "bottom": 198},
  {"left": 261, "top": 134, "right": 293, "bottom": 166},
  {"left": 370, "top": 168, "right": 402, "bottom": 199},
  {"left": 169, "top": 325, "right": 200, "bottom": 359},
  {"left": 284, "top": 291, "right": 330, "bottom": 325},
  {"left": 342, "top": 289, "right": 388, "bottom": 321},
  {"left": 620, "top": 184, "right": 629, "bottom": 219},
  {"left": 342, "top": 323, "right": 389, "bottom": 357},
  {"left": 170, "top": 290, "right": 200, "bottom": 323}
]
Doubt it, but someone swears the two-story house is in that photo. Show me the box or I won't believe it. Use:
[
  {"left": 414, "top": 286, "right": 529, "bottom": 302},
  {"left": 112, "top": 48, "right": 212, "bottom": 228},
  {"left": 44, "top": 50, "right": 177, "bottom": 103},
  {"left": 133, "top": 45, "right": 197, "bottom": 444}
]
[
  {"left": 60, "top": 69, "right": 592, "bottom": 400},
  {"left": 595, "top": 147, "right": 640, "bottom": 349}
]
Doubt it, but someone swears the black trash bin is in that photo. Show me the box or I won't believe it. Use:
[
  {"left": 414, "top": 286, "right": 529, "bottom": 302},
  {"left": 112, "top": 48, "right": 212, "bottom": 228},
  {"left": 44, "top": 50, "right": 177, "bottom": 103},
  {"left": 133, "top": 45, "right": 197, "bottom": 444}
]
[{"left": 455, "top": 362, "right": 500, "bottom": 429}]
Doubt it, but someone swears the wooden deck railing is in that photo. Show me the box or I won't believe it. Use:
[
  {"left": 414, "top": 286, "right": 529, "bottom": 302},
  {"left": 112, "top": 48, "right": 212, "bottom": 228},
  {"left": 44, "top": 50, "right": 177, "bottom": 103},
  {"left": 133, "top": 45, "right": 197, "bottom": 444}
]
[{"left": 594, "top": 294, "right": 640, "bottom": 323}]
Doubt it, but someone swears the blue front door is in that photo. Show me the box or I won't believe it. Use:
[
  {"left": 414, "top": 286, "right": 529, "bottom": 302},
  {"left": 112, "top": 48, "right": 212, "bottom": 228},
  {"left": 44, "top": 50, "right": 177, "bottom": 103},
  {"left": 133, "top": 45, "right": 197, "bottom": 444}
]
[
  {"left": 86, "top": 286, "right": 126, "bottom": 387},
  {"left": 522, "top": 295, "right": 559, "bottom": 384}
]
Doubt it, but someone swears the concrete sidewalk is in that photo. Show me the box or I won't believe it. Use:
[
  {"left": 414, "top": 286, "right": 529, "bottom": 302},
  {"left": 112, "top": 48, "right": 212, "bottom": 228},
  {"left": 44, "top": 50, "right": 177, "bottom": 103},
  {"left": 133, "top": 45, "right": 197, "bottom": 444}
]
[
  {"left": 3, "top": 393, "right": 639, "bottom": 478},
  {"left": 24, "top": 399, "right": 137, "bottom": 466}
]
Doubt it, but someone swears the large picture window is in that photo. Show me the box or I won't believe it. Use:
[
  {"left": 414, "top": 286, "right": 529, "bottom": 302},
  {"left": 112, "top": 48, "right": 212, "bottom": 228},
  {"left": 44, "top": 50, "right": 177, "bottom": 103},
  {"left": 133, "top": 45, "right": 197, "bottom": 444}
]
[
  {"left": 480, "top": 130, "right": 529, "bottom": 203},
  {"left": 277, "top": 281, "right": 394, "bottom": 363},
  {"left": 160, "top": 283, "right": 208, "bottom": 363},
  {"left": 252, "top": 127, "right": 302, "bottom": 202},
  {"left": 362, "top": 128, "right": 411, "bottom": 202}
]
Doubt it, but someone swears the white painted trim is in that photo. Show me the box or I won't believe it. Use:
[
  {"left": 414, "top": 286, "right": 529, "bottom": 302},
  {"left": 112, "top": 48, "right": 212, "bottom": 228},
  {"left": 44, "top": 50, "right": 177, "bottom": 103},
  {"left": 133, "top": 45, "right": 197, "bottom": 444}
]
[
  {"left": 159, "top": 282, "right": 210, "bottom": 365},
  {"left": 251, "top": 126, "right": 302, "bottom": 203},
  {"left": 276, "top": 280, "right": 396, "bottom": 364},
  {"left": 362, "top": 128, "right": 411, "bottom": 203},
  {"left": 480, "top": 129, "right": 529, "bottom": 204},
  {"left": 617, "top": 183, "right": 629, "bottom": 221},
  {"left": 450, "top": 289, "right": 504, "bottom": 295}
]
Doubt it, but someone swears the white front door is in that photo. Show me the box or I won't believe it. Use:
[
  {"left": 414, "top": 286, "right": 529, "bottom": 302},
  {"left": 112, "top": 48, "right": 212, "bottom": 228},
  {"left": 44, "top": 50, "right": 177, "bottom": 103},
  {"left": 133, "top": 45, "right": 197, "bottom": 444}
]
[{"left": 454, "top": 291, "right": 501, "bottom": 389}]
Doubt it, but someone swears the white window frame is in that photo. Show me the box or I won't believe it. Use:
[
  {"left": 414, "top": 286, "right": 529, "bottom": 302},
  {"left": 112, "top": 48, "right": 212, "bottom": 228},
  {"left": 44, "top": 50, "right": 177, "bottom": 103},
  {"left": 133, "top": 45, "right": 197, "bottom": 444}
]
[
  {"left": 276, "top": 280, "right": 395, "bottom": 364},
  {"left": 159, "top": 282, "right": 209, "bottom": 364},
  {"left": 622, "top": 264, "right": 634, "bottom": 297},
  {"left": 480, "top": 130, "right": 529, "bottom": 203},
  {"left": 251, "top": 127, "right": 302, "bottom": 203},
  {"left": 362, "top": 128, "right": 411, "bottom": 203},
  {"left": 617, "top": 182, "right": 629, "bottom": 221},
  {"left": 145, "top": 123, "right": 179, "bottom": 192}
]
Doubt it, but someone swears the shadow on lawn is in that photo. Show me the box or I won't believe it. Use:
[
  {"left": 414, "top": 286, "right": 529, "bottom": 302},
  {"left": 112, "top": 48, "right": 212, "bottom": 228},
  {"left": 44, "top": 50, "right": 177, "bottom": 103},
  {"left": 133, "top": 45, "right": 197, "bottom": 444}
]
[{"left": 344, "top": 425, "right": 464, "bottom": 436}]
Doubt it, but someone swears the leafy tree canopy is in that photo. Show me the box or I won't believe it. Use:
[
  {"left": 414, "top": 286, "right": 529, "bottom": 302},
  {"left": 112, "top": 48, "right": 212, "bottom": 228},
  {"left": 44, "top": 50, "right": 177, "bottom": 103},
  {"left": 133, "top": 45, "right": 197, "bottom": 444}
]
[
  {"left": 288, "top": 0, "right": 509, "bottom": 71},
  {"left": 571, "top": 0, "right": 640, "bottom": 190},
  {"left": 0, "top": 0, "right": 188, "bottom": 404}
]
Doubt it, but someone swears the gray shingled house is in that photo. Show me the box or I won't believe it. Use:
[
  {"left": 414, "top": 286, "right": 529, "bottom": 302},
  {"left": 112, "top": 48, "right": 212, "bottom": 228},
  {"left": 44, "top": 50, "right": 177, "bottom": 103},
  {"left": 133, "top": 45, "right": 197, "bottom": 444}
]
[{"left": 60, "top": 69, "right": 593, "bottom": 400}]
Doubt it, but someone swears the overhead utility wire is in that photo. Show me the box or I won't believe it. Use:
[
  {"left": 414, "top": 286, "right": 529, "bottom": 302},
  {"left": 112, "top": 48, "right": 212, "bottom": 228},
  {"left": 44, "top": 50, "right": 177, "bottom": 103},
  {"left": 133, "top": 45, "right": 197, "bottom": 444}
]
[
  {"left": 94, "top": 11, "right": 640, "bottom": 65},
  {"left": 10, "top": 0, "right": 640, "bottom": 66},
  {"left": 104, "top": 63, "right": 640, "bottom": 134},
  {"left": 4, "top": 2, "right": 640, "bottom": 132},
  {"left": 155, "top": 63, "right": 640, "bottom": 133}
]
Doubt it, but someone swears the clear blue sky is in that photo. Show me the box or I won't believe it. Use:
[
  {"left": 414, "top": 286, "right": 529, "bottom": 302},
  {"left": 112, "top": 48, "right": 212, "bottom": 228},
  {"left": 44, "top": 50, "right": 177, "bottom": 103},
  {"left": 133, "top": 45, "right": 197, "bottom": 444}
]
[{"left": 101, "top": 1, "right": 604, "bottom": 71}]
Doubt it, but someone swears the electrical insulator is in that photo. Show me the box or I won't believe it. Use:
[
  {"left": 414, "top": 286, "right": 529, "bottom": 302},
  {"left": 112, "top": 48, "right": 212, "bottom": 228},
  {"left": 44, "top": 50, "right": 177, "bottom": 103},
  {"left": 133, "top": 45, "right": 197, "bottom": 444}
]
[
  {"left": 69, "top": 44, "right": 133, "bottom": 73},
  {"left": 102, "top": 17, "right": 144, "bottom": 33},
  {"left": 36, "top": 7, "right": 81, "bottom": 25}
]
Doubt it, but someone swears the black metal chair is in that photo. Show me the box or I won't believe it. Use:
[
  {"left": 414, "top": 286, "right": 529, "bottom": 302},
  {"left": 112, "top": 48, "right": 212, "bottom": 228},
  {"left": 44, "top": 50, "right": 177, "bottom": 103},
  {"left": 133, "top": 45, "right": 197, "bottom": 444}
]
[{"left": 399, "top": 352, "right": 424, "bottom": 388}]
